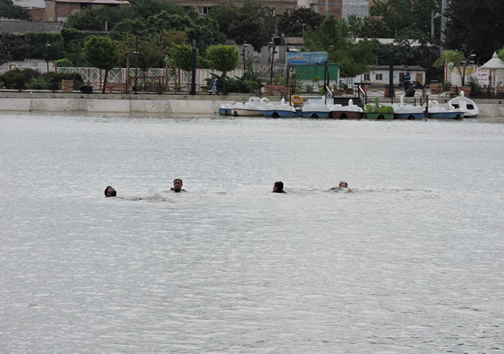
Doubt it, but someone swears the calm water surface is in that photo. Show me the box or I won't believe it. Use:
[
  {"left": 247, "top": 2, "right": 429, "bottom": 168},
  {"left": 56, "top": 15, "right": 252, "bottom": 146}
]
[{"left": 1, "top": 113, "right": 504, "bottom": 353}]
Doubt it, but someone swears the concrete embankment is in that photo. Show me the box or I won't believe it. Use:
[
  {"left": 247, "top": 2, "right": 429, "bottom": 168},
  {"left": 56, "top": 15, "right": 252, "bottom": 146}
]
[
  {"left": 0, "top": 92, "right": 240, "bottom": 114},
  {"left": 1, "top": 92, "right": 504, "bottom": 119}
]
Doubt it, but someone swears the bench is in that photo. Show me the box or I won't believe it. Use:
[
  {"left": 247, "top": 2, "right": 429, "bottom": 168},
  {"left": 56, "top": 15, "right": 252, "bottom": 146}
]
[
  {"left": 449, "top": 86, "right": 471, "bottom": 98},
  {"left": 264, "top": 85, "right": 290, "bottom": 96},
  {"left": 104, "top": 82, "right": 128, "bottom": 93}
]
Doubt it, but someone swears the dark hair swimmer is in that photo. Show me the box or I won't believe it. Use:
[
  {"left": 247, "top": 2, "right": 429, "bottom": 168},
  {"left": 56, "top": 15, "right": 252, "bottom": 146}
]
[
  {"left": 171, "top": 178, "right": 185, "bottom": 192},
  {"left": 273, "top": 181, "right": 286, "bottom": 193},
  {"left": 104, "top": 186, "right": 117, "bottom": 197}
]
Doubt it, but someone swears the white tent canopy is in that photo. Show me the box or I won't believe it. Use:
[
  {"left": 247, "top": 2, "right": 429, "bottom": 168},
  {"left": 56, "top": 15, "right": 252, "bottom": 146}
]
[
  {"left": 481, "top": 52, "right": 504, "bottom": 88},
  {"left": 481, "top": 52, "right": 504, "bottom": 69}
]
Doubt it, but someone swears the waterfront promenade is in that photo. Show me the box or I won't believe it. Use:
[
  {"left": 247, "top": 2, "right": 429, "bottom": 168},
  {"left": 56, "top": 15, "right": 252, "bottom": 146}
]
[{"left": 1, "top": 91, "right": 504, "bottom": 118}]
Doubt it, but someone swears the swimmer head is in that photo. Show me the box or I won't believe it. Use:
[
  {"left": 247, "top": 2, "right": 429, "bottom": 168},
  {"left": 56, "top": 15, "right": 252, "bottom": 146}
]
[{"left": 104, "top": 186, "right": 117, "bottom": 197}]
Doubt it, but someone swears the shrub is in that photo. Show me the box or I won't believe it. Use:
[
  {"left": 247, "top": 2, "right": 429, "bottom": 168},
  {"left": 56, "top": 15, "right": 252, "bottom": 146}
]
[
  {"left": 0, "top": 70, "right": 27, "bottom": 89},
  {"left": 442, "top": 81, "right": 452, "bottom": 92},
  {"left": 45, "top": 72, "right": 83, "bottom": 89},
  {"left": 55, "top": 59, "right": 74, "bottom": 67},
  {"left": 26, "top": 78, "right": 49, "bottom": 90}
]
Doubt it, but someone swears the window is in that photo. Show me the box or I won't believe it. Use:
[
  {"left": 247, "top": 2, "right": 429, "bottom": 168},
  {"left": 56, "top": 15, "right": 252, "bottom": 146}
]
[
  {"left": 199, "top": 7, "right": 211, "bottom": 14},
  {"left": 376, "top": 73, "right": 383, "bottom": 80},
  {"left": 363, "top": 73, "right": 370, "bottom": 81}
]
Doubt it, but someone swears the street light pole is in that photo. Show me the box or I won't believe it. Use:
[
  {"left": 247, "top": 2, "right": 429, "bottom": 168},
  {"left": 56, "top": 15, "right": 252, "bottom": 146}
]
[
  {"left": 269, "top": 42, "right": 276, "bottom": 85},
  {"left": 134, "top": 36, "right": 139, "bottom": 94},
  {"left": 323, "top": 44, "right": 333, "bottom": 96},
  {"left": 389, "top": 43, "right": 395, "bottom": 104},
  {"left": 190, "top": 39, "right": 197, "bottom": 95},
  {"left": 44, "top": 41, "right": 51, "bottom": 73},
  {"left": 242, "top": 41, "right": 248, "bottom": 70}
]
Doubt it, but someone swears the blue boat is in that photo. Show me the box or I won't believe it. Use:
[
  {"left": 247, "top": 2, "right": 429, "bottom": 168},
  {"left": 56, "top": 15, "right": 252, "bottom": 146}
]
[
  {"left": 301, "top": 96, "right": 332, "bottom": 119},
  {"left": 263, "top": 110, "right": 298, "bottom": 118},
  {"left": 427, "top": 100, "right": 464, "bottom": 119},
  {"left": 263, "top": 98, "right": 298, "bottom": 118},
  {"left": 219, "top": 107, "right": 231, "bottom": 116},
  {"left": 301, "top": 111, "right": 331, "bottom": 118}
]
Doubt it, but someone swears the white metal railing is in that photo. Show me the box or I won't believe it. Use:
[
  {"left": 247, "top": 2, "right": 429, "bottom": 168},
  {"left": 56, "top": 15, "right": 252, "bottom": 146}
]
[{"left": 57, "top": 67, "right": 246, "bottom": 92}]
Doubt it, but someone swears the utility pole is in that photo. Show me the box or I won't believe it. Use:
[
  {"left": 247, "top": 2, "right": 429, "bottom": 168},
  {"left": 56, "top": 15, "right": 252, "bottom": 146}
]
[
  {"left": 440, "top": 0, "right": 447, "bottom": 52},
  {"left": 190, "top": 39, "right": 197, "bottom": 95},
  {"left": 389, "top": 43, "right": 394, "bottom": 104}
]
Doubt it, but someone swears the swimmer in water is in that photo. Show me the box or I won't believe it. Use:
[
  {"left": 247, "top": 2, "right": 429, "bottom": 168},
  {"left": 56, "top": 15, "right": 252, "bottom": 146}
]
[
  {"left": 104, "top": 186, "right": 117, "bottom": 197},
  {"left": 330, "top": 181, "right": 352, "bottom": 192},
  {"left": 171, "top": 178, "right": 186, "bottom": 192},
  {"left": 272, "top": 181, "right": 286, "bottom": 193}
]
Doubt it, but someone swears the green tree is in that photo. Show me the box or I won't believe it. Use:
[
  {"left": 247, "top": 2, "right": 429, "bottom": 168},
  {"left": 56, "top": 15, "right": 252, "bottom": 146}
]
[
  {"left": 207, "top": 2, "right": 238, "bottom": 36},
  {"left": 170, "top": 44, "right": 197, "bottom": 72},
  {"left": 303, "top": 16, "right": 374, "bottom": 78},
  {"left": 83, "top": 36, "right": 120, "bottom": 94},
  {"left": 24, "top": 32, "right": 65, "bottom": 61},
  {"left": 277, "top": 8, "right": 324, "bottom": 37},
  {"left": 206, "top": 44, "right": 239, "bottom": 94},
  {"left": 129, "top": 0, "right": 183, "bottom": 20},
  {"left": 65, "top": 6, "right": 134, "bottom": 31},
  {"left": 220, "top": 0, "right": 275, "bottom": 50},
  {"left": 445, "top": 0, "right": 504, "bottom": 62},
  {"left": 108, "top": 18, "right": 146, "bottom": 41},
  {"left": 344, "top": 14, "right": 391, "bottom": 39},
  {"left": 433, "top": 49, "right": 473, "bottom": 86},
  {"left": 0, "top": 0, "right": 30, "bottom": 20},
  {"left": 0, "top": 33, "right": 30, "bottom": 64},
  {"left": 111, "top": 11, "right": 223, "bottom": 53},
  {"left": 371, "top": 0, "right": 441, "bottom": 41}
]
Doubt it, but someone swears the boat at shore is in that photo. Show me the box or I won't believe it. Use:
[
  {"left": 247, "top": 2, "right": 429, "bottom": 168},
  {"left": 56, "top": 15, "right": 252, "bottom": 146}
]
[
  {"left": 329, "top": 99, "right": 364, "bottom": 119},
  {"left": 393, "top": 96, "right": 424, "bottom": 120},
  {"left": 365, "top": 98, "right": 394, "bottom": 119},
  {"left": 426, "top": 100, "right": 464, "bottom": 119},
  {"left": 263, "top": 98, "right": 297, "bottom": 118},
  {"left": 301, "top": 96, "right": 331, "bottom": 118},
  {"left": 225, "top": 97, "right": 270, "bottom": 117},
  {"left": 448, "top": 91, "right": 479, "bottom": 118}
]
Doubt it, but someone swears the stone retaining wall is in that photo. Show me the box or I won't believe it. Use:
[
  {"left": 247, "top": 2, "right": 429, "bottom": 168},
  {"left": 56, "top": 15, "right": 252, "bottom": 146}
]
[{"left": 1, "top": 93, "right": 504, "bottom": 118}]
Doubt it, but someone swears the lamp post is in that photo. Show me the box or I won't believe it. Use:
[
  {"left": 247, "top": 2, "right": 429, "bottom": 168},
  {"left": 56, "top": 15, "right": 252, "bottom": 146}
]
[
  {"left": 389, "top": 43, "right": 395, "bottom": 103},
  {"left": 323, "top": 44, "right": 333, "bottom": 96},
  {"left": 134, "top": 36, "right": 139, "bottom": 94},
  {"left": 190, "top": 39, "right": 197, "bottom": 95},
  {"left": 44, "top": 41, "right": 51, "bottom": 73},
  {"left": 241, "top": 41, "right": 249, "bottom": 70},
  {"left": 269, "top": 42, "right": 277, "bottom": 85}
]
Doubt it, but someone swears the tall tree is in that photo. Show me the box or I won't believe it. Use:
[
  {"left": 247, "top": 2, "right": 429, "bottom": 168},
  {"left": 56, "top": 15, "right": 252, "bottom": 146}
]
[
  {"left": 228, "top": 13, "right": 270, "bottom": 50},
  {"left": 170, "top": 43, "right": 197, "bottom": 72},
  {"left": 83, "top": 36, "right": 120, "bottom": 94},
  {"left": 277, "top": 8, "right": 324, "bottom": 37},
  {"left": 65, "top": 6, "right": 134, "bottom": 31},
  {"left": 303, "top": 16, "right": 374, "bottom": 78},
  {"left": 344, "top": 14, "right": 391, "bottom": 39},
  {"left": 128, "top": 0, "right": 183, "bottom": 20},
  {"left": 0, "top": 33, "right": 30, "bottom": 64},
  {"left": 207, "top": 2, "right": 238, "bottom": 36},
  {"left": 433, "top": 49, "right": 474, "bottom": 86},
  {"left": 445, "top": 0, "right": 504, "bottom": 62},
  {"left": 0, "top": 0, "right": 30, "bottom": 20},
  {"left": 206, "top": 44, "right": 239, "bottom": 94},
  {"left": 214, "top": 0, "right": 275, "bottom": 50},
  {"left": 371, "top": 0, "right": 441, "bottom": 42},
  {"left": 24, "top": 32, "right": 65, "bottom": 60}
]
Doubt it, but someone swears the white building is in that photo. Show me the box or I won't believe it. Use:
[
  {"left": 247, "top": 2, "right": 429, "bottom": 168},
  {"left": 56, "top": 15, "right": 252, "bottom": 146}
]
[{"left": 355, "top": 65, "right": 427, "bottom": 85}]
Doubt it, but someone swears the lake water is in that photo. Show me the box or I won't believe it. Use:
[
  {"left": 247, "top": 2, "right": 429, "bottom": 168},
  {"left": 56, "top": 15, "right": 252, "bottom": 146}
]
[{"left": 1, "top": 113, "right": 504, "bottom": 353}]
